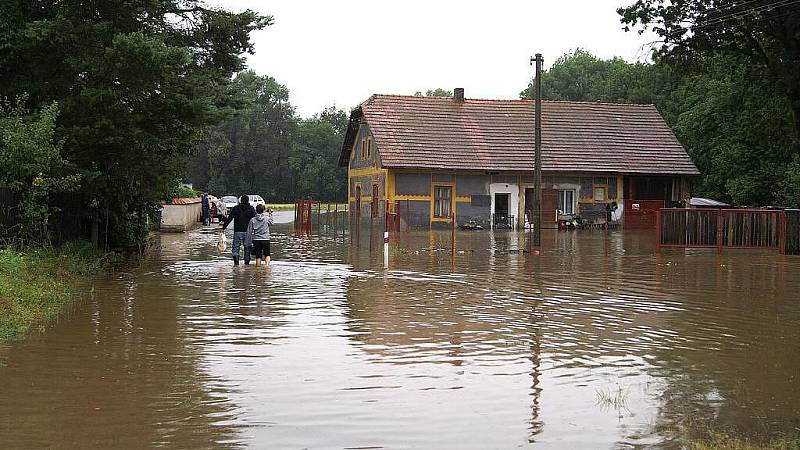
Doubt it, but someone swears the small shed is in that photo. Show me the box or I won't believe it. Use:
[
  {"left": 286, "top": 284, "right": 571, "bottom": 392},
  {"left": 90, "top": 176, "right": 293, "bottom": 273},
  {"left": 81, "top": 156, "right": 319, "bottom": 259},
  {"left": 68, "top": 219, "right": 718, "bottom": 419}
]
[{"left": 689, "top": 197, "right": 729, "bottom": 208}]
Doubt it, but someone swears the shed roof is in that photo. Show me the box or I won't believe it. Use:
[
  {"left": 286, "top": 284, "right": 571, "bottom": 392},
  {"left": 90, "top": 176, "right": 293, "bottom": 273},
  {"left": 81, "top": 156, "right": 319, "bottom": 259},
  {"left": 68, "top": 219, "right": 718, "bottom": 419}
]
[
  {"left": 339, "top": 94, "right": 699, "bottom": 175},
  {"left": 690, "top": 197, "right": 730, "bottom": 207}
]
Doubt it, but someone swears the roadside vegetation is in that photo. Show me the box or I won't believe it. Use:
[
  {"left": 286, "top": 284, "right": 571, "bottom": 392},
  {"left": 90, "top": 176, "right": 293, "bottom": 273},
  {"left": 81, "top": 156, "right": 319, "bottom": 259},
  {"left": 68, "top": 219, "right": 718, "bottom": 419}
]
[
  {"left": 0, "top": 241, "right": 112, "bottom": 341},
  {"left": 691, "top": 433, "right": 800, "bottom": 450}
]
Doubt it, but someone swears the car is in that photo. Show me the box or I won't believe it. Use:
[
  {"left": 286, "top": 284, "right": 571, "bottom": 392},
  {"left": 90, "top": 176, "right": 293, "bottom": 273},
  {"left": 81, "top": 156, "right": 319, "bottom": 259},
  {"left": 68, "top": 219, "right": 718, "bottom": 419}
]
[
  {"left": 221, "top": 195, "right": 239, "bottom": 211},
  {"left": 248, "top": 195, "right": 266, "bottom": 208}
]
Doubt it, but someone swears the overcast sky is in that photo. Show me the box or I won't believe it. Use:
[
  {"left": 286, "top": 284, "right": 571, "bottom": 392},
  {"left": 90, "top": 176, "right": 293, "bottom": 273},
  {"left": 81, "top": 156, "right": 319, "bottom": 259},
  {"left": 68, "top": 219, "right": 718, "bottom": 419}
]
[{"left": 217, "top": 1, "right": 657, "bottom": 118}]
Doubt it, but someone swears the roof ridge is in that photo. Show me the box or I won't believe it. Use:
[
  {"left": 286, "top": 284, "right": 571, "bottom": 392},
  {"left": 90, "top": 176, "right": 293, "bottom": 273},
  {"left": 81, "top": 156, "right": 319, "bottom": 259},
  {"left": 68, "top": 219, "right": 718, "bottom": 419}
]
[{"left": 367, "top": 94, "right": 656, "bottom": 108}]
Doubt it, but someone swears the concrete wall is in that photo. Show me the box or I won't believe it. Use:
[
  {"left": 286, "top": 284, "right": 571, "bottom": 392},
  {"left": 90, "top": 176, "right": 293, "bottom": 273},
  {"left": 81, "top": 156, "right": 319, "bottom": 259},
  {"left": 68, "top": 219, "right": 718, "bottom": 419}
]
[{"left": 161, "top": 202, "right": 202, "bottom": 232}]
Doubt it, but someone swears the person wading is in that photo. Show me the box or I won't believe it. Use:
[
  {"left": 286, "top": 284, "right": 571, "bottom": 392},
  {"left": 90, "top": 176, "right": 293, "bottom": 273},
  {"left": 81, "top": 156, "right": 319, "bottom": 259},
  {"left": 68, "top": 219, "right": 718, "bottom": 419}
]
[
  {"left": 245, "top": 204, "right": 274, "bottom": 268},
  {"left": 222, "top": 195, "right": 256, "bottom": 265}
]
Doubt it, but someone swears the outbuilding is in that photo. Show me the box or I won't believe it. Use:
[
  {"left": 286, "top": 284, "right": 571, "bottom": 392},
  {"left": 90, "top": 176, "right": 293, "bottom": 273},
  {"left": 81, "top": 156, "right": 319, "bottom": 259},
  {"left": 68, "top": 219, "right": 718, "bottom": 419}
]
[{"left": 339, "top": 89, "right": 699, "bottom": 229}]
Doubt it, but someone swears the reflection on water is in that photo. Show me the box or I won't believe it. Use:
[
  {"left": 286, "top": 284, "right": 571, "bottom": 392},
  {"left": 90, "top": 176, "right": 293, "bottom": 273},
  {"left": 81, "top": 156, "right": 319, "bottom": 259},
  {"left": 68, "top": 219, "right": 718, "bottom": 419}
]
[{"left": 1, "top": 225, "right": 799, "bottom": 449}]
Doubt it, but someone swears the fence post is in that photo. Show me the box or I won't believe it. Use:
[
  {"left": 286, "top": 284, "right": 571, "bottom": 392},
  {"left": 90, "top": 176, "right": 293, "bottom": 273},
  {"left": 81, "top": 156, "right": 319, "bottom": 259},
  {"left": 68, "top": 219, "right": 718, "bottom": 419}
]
[
  {"left": 780, "top": 211, "right": 787, "bottom": 255},
  {"left": 451, "top": 211, "right": 456, "bottom": 256},
  {"left": 716, "top": 210, "right": 724, "bottom": 254},
  {"left": 656, "top": 209, "right": 662, "bottom": 251}
]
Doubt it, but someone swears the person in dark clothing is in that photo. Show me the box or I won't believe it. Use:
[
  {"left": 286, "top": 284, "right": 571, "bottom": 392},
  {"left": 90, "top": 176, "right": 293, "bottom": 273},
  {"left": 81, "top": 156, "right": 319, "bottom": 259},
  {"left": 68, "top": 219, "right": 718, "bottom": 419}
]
[
  {"left": 222, "top": 195, "right": 256, "bottom": 265},
  {"left": 201, "top": 194, "right": 210, "bottom": 225}
]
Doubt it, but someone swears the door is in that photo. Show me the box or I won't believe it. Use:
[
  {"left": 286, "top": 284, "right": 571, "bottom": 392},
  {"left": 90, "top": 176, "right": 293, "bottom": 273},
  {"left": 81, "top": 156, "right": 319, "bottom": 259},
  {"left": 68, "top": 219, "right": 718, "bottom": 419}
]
[
  {"left": 524, "top": 188, "right": 557, "bottom": 228},
  {"left": 494, "top": 193, "right": 510, "bottom": 228}
]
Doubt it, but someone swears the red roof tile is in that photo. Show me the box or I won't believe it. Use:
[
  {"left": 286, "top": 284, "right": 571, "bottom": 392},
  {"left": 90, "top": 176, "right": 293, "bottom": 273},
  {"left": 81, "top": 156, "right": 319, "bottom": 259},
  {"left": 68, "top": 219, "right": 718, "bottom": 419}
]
[{"left": 348, "top": 95, "right": 699, "bottom": 175}]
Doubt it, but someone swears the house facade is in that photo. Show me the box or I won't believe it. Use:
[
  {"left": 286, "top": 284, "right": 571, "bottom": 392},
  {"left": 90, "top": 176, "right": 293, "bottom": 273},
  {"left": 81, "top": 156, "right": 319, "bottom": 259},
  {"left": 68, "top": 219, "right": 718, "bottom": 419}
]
[{"left": 339, "top": 90, "right": 699, "bottom": 229}]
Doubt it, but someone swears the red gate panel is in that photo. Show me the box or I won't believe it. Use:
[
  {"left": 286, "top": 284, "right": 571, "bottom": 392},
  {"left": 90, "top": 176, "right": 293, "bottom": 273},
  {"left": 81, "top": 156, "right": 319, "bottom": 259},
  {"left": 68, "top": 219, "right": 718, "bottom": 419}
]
[{"left": 624, "top": 199, "right": 664, "bottom": 229}]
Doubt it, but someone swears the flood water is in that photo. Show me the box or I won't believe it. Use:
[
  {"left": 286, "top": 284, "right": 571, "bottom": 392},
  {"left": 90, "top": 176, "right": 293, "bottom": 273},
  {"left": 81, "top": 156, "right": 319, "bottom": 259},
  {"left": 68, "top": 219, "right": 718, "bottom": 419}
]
[{"left": 1, "top": 224, "right": 799, "bottom": 449}]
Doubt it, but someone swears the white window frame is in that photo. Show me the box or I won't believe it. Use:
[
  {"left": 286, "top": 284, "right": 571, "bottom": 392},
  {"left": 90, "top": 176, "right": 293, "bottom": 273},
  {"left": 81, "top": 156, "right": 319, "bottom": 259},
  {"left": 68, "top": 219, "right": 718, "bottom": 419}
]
[
  {"left": 433, "top": 185, "right": 453, "bottom": 219},
  {"left": 558, "top": 189, "right": 576, "bottom": 215}
]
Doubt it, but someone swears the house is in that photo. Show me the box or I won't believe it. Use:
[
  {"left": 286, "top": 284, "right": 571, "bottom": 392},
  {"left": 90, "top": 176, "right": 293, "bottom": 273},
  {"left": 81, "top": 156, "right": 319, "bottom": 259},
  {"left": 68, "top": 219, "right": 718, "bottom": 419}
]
[{"left": 338, "top": 89, "right": 699, "bottom": 229}]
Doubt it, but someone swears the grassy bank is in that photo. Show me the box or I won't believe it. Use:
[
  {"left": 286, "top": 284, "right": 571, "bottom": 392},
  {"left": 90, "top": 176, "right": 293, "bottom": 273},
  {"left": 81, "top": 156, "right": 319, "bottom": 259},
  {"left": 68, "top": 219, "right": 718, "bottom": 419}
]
[
  {"left": 0, "top": 241, "right": 110, "bottom": 341},
  {"left": 691, "top": 434, "right": 800, "bottom": 450}
]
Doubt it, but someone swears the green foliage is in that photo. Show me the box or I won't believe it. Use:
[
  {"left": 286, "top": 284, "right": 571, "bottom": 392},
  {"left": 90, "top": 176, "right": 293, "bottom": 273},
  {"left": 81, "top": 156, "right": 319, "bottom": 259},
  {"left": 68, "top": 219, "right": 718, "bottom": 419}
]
[
  {"left": 187, "top": 74, "right": 347, "bottom": 202},
  {"left": 618, "top": 0, "right": 800, "bottom": 148},
  {"left": 289, "top": 106, "right": 348, "bottom": 201},
  {"left": 520, "top": 48, "right": 673, "bottom": 104},
  {"left": 521, "top": 49, "right": 797, "bottom": 206},
  {"left": 0, "top": 241, "right": 111, "bottom": 341},
  {"left": 164, "top": 184, "right": 199, "bottom": 202},
  {"left": 0, "top": 1, "right": 270, "bottom": 247},
  {"left": 778, "top": 156, "right": 800, "bottom": 208},
  {"left": 0, "top": 98, "right": 80, "bottom": 244}
]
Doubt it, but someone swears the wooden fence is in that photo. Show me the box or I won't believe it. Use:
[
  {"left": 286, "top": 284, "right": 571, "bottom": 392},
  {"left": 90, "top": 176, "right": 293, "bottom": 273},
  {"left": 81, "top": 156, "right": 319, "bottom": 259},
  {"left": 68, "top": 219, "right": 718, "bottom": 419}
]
[{"left": 657, "top": 208, "right": 796, "bottom": 254}]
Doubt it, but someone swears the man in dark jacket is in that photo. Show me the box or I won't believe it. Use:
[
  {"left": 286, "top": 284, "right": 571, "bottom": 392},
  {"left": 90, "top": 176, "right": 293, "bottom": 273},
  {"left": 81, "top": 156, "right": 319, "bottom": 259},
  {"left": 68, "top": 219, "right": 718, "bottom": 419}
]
[
  {"left": 222, "top": 195, "right": 256, "bottom": 265},
  {"left": 201, "top": 194, "right": 210, "bottom": 225}
]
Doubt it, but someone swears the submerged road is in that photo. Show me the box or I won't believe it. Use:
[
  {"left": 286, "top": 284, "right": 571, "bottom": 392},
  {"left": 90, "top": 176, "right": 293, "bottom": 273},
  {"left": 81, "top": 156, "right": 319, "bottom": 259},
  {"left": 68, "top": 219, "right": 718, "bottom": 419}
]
[{"left": 1, "top": 227, "right": 799, "bottom": 448}]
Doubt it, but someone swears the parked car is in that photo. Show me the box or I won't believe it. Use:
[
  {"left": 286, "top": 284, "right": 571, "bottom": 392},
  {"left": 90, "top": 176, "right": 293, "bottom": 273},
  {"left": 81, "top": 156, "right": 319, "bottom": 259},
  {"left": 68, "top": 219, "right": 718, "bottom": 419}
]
[
  {"left": 221, "top": 195, "right": 239, "bottom": 211},
  {"left": 248, "top": 195, "right": 266, "bottom": 208}
]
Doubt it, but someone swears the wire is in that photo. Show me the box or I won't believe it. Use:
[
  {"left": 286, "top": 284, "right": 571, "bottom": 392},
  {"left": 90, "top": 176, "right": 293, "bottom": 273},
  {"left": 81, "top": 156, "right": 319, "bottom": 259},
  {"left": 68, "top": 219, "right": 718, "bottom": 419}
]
[{"left": 694, "top": 0, "right": 798, "bottom": 29}]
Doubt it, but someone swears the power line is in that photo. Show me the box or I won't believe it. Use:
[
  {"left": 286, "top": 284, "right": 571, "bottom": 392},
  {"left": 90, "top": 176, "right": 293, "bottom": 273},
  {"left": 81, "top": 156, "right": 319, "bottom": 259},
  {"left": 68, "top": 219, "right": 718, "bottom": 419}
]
[{"left": 694, "top": 0, "right": 798, "bottom": 29}]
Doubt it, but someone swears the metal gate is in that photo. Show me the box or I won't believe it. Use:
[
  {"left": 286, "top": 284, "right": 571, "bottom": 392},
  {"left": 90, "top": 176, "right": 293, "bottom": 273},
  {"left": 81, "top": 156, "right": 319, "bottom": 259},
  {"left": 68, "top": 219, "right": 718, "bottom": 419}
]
[{"left": 624, "top": 199, "right": 664, "bottom": 229}]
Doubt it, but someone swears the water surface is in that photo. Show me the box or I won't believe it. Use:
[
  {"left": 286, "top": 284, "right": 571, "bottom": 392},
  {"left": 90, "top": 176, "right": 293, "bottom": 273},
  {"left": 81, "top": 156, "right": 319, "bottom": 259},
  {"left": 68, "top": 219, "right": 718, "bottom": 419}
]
[{"left": 1, "top": 226, "right": 798, "bottom": 449}]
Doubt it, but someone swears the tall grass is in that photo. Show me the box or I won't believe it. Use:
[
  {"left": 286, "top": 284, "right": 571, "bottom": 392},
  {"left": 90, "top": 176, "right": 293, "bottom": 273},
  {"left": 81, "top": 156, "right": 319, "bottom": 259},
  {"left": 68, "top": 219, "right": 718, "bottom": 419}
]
[
  {"left": 0, "top": 241, "right": 110, "bottom": 341},
  {"left": 691, "top": 434, "right": 800, "bottom": 450}
]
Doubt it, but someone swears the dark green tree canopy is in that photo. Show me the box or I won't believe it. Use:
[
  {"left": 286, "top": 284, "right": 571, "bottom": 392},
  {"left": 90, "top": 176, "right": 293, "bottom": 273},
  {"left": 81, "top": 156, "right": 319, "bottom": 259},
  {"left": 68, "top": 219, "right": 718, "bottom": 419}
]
[
  {"left": 521, "top": 49, "right": 798, "bottom": 207},
  {"left": 0, "top": 0, "right": 270, "bottom": 245},
  {"left": 186, "top": 73, "right": 347, "bottom": 203},
  {"left": 618, "top": 0, "right": 800, "bottom": 144}
]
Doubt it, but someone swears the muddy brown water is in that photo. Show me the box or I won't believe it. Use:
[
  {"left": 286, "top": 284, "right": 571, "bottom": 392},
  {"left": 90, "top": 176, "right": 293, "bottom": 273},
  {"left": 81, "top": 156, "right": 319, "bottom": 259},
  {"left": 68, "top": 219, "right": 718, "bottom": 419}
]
[{"left": 1, "top": 226, "right": 799, "bottom": 449}]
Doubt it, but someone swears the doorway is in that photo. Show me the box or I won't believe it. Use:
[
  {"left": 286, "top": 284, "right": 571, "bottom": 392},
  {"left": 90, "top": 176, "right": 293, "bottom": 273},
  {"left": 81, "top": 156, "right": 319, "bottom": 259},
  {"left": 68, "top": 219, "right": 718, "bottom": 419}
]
[{"left": 494, "top": 193, "right": 511, "bottom": 228}]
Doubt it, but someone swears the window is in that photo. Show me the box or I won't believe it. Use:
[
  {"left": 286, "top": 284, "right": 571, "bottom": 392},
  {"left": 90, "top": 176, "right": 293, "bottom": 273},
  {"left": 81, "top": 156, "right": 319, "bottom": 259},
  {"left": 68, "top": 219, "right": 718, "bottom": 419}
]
[
  {"left": 434, "top": 186, "right": 453, "bottom": 218},
  {"left": 359, "top": 137, "right": 373, "bottom": 160},
  {"left": 558, "top": 190, "right": 575, "bottom": 215},
  {"left": 593, "top": 186, "right": 606, "bottom": 202}
]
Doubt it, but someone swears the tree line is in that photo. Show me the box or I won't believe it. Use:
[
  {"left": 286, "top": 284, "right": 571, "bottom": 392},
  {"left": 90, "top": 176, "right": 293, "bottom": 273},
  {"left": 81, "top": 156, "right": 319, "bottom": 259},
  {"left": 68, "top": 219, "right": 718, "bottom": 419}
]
[
  {"left": 2, "top": 0, "right": 797, "bottom": 249},
  {"left": 185, "top": 72, "right": 347, "bottom": 203},
  {"left": 522, "top": 1, "right": 799, "bottom": 207}
]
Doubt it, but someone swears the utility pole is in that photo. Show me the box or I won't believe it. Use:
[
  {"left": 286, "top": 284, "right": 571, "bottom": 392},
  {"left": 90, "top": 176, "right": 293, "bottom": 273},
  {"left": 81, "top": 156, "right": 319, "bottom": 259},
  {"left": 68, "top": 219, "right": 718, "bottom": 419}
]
[{"left": 530, "top": 53, "right": 543, "bottom": 249}]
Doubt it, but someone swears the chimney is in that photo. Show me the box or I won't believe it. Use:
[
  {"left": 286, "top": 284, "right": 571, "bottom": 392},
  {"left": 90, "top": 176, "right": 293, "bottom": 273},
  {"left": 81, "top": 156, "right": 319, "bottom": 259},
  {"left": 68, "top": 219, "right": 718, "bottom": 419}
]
[{"left": 454, "top": 87, "right": 465, "bottom": 103}]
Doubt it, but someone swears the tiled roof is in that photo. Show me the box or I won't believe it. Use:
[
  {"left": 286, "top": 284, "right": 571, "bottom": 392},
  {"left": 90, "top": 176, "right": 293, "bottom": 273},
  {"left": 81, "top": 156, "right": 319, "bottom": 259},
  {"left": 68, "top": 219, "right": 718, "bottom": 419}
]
[
  {"left": 169, "top": 197, "right": 201, "bottom": 205},
  {"left": 347, "top": 94, "right": 699, "bottom": 175}
]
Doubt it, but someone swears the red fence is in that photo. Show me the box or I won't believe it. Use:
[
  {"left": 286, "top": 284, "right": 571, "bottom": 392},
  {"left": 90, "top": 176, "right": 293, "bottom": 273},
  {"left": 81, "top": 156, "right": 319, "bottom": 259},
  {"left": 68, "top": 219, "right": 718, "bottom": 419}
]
[
  {"left": 657, "top": 208, "right": 786, "bottom": 253},
  {"left": 294, "top": 198, "right": 318, "bottom": 233}
]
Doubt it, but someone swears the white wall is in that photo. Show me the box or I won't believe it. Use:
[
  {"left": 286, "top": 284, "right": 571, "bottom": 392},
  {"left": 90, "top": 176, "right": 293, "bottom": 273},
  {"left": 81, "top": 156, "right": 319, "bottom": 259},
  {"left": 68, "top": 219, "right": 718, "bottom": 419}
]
[
  {"left": 489, "top": 183, "right": 519, "bottom": 229},
  {"left": 161, "top": 202, "right": 202, "bottom": 232}
]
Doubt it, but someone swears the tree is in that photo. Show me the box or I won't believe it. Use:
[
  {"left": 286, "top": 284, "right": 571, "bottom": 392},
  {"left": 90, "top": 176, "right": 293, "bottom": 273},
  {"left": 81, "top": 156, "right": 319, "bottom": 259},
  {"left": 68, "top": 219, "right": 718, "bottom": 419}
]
[
  {"left": 0, "top": 99, "right": 80, "bottom": 244},
  {"left": 520, "top": 48, "right": 673, "bottom": 104},
  {"left": 618, "top": 0, "right": 800, "bottom": 148},
  {"left": 520, "top": 49, "right": 797, "bottom": 206},
  {"left": 0, "top": 1, "right": 271, "bottom": 246},
  {"left": 290, "top": 107, "right": 349, "bottom": 202},
  {"left": 188, "top": 72, "right": 296, "bottom": 201}
]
